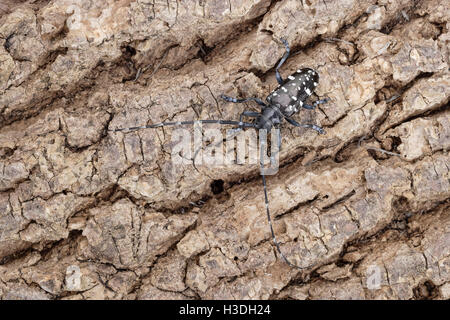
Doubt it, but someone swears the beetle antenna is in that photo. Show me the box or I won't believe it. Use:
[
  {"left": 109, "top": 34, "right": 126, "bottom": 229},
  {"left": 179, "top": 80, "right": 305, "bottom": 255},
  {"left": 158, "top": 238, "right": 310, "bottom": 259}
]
[
  {"left": 110, "top": 119, "right": 256, "bottom": 132},
  {"left": 259, "top": 138, "right": 306, "bottom": 270}
]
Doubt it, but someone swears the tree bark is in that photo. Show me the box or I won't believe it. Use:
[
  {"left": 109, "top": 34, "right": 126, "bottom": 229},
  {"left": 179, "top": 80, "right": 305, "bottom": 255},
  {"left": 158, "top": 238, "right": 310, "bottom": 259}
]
[{"left": 0, "top": 0, "right": 448, "bottom": 300}]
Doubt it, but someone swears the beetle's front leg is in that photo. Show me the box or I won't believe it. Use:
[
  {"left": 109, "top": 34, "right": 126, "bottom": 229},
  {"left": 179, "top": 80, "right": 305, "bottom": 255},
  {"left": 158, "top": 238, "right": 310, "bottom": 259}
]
[{"left": 220, "top": 95, "right": 267, "bottom": 109}]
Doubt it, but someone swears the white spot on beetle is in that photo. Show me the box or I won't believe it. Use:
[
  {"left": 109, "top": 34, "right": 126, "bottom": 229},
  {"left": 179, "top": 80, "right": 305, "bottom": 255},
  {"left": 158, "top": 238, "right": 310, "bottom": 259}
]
[
  {"left": 288, "top": 75, "right": 295, "bottom": 80},
  {"left": 292, "top": 96, "right": 297, "bottom": 101},
  {"left": 305, "top": 88, "right": 311, "bottom": 95},
  {"left": 314, "top": 82, "right": 318, "bottom": 86},
  {"left": 282, "top": 87, "right": 287, "bottom": 92},
  {"left": 299, "top": 101, "right": 303, "bottom": 106}
]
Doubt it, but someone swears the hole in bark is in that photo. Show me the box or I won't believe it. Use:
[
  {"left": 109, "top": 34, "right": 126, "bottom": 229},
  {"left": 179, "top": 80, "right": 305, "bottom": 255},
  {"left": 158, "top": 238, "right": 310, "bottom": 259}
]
[
  {"left": 413, "top": 280, "right": 438, "bottom": 300},
  {"left": 334, "top": 144, "right": 352, "bottom": 163},
  {"left": 393, "top": 196, "right": 410, "bottom": 215},
  {"left": 4, "top": 34, "right": 13, "bottom": 51},
  {"left": 210, "top": 179, "right": 224, "bottom": 194},
  {"left": 196, "top": 39, "right": 214, "bottom": 62},
  {"left": 375, "top": 86, "right": 397, "bottom": 104},
  {"left": 366, "top": 148, "right": 382, "bottom": 160},
  {"left": 335, "top": 260, "right": 347, "bottom": 267},
  {"left": 119, "top": 45, "right": 139, "bottom": 82},
  {"left": 0, "top": 147, "right": 14, "bottom": 159},
  {"left": 390, "top": 136, "right": 402, "bottom": 153},
  {"left": 124, "top": 45, "right": 136, "bottom": 56}
]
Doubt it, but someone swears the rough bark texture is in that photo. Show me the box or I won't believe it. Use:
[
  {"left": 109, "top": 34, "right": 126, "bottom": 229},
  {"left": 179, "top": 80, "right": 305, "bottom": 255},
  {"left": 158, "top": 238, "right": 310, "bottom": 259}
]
[{"left": 0, "top": 0, "right": 449, "bottom": 300}]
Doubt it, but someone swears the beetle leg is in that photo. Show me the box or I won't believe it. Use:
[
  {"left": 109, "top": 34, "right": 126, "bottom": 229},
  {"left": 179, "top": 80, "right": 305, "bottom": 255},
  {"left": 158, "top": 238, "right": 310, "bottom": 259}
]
[
  {"left": 220, "top": 95, "right": 267, "bottom": 109},
  {"left": 285, "top": 117, "right": 325, "bottom": 134},
  {"left": 302, "top": 98, "right": 329, "bottom": 110},
  {"left": 275, "top": 38, "right": 290, "bottom": 85}
]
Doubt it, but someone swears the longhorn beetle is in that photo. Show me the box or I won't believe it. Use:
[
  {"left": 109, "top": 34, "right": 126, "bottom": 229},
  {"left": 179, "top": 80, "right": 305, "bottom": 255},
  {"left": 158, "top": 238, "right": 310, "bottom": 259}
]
[{"left": 111, "top": 39, "right": 329, "bottom": 269}]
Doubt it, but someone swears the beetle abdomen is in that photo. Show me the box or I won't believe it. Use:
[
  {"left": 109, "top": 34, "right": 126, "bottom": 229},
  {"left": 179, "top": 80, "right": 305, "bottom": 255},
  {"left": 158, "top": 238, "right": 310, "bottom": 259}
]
[{"left": 267, "top": 68, "right": 319, "bottom": 116}]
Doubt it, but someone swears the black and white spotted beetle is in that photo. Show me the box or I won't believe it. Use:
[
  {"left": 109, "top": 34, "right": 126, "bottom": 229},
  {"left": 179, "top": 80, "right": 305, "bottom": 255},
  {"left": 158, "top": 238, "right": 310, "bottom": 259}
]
[{"left": 111, "top": 39, "right": 329, "bottom": 269}]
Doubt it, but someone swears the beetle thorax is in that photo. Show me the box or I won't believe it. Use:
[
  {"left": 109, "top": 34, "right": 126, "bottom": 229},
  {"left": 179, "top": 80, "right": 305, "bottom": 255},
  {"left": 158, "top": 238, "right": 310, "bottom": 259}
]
[{"left": 256, "top": 106, "right": 282, "bottom": 130}]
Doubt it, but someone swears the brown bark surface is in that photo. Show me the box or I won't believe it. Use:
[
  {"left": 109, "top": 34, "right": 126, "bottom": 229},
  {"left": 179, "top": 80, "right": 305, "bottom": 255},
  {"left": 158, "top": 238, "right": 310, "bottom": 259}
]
[{"left": 0, "top": 0, "right": 449, "bottom": 300}]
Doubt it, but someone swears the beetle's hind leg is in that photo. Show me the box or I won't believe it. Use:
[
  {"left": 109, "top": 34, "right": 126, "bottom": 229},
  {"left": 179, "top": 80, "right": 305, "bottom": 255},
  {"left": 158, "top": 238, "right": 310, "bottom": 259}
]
[
  {"left": 285, "top": 117, "right": 325, "bottom": 134},
  {"left": 302, "top": 98, "right": 330, "bottom": 110}
]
